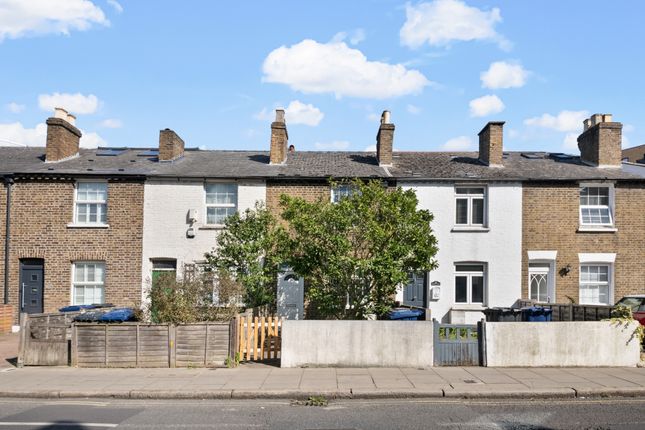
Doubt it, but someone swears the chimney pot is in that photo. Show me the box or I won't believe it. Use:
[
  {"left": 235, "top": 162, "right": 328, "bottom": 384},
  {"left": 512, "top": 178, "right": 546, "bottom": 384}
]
[
  {"left": 376, "top": 110, "right": 395, "bottom": 166},
  {"left": 478, "top": 121, "right": 505, "bottom": 167},
  {"left": 270, "top": 109, "right": 289, "bottom": 164},
  {"left": 45, "top": 108, "right": 81, "bottom": 162},
  {"left": 158, "top": 129, "right": 185, "bottom": 162},
  {"left": 577, "top": 113, "right": 621, "bottom": 167}
]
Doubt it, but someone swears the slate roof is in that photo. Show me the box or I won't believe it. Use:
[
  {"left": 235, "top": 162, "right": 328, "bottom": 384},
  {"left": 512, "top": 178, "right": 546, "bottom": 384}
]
[{"left": 0, "top": 146, "right": 643, "bottom": 182}]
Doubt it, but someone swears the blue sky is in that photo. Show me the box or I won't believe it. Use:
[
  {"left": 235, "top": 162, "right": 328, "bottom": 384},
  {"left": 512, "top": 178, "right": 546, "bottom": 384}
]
[{"left": 1, "top": 0, "right": 644, "bottom": 154}]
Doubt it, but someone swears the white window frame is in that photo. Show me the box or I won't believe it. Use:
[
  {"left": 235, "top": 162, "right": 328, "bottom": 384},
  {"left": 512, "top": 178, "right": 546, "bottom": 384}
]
[
  {"left": 331, "top": 184, "right": 356, "bottom": 203},
  {"left": 454, "top": 186, "right": 487, "bottom": 227},
  {"left": 579, "top": 183, "right": 615, "bottom": 228},
  {"left": 71, "top": 261, "right": 106, "bottom": 305},
  {"left": 204, "top": 182, "right": 238, "bottom": 226},
  {"left": 454, "top": 263, "right": 486, "bottom": 305},
  {"left": 73, "top": 180, "right": 108, "bottom": 226},
  {"left": 578, "top": 263, "right": 613, "bottom": 305}
]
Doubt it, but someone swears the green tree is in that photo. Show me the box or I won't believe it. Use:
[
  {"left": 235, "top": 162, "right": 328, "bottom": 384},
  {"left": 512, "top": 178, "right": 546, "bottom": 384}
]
[
  {"left": 205, "top": 202, "right": 286, "bottom": 312},
  {"left": 280, "top": 179, "right": 438, "bottom": 319}
]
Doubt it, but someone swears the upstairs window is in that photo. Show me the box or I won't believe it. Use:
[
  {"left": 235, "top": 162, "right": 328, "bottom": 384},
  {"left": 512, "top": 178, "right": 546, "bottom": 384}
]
[
  {"left": 455, "top": 187, "right": 486, "bottom": 226},
  {"left": 331, "top": 184, "right": 357, "bottom": 203},
  {"left": 75, "top": 182, "right": 107, "bottom": 225},
  {"left": 579, "top": 186, "right": 613, "bottom": 226},
  {"left": 205, "top": 183, "right": 237, "bottom": 225}
]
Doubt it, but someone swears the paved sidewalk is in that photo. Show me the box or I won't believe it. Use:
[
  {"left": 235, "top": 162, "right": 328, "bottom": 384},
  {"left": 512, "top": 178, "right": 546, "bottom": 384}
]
[
  {"left": 1, "top": 365, "right": 644, "bottom": 399},
  {"left": 0, "top": 333, "right": 19, "bottom": 370}
]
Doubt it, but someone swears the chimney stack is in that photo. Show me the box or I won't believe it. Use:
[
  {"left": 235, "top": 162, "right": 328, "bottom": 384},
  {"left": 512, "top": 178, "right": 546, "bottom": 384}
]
[
  {"left": 158, "top": 128, "right": 185, "bottom": 162},
  {"left": 478, "top": 121, "right": 505, "bottom": 167},
  {"left": 45, "top": 107, "right": 81, "bottom": 162},
  {"left": 270, "top": 109, "right": 288, "bottom": 165},
  {"left": 578, "top": 113, "right": 622, "bottom": 168},
  {"left": 376, "top": 110, "right": 394, "bottom": 166}
]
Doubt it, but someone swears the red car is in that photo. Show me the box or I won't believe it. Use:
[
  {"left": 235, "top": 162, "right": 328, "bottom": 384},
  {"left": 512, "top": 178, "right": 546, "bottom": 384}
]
[{"left": 615, "top": 295, "right": 645, "bottom": 326}]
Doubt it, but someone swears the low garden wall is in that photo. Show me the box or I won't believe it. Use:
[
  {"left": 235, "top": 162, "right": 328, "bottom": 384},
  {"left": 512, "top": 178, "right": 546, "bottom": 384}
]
[
  {"left": 0, "top": 304, "right": 13, "bottom": 334},
  {"left": 281, "top": 320, "right": 433, "bottom": 368},
  {"left": 484, "top": 321, "right": 641, "bottom": 367}
]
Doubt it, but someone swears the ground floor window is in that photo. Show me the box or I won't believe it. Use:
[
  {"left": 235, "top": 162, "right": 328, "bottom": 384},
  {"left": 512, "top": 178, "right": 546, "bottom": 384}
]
[
  {"left": 455, "top": 264, "right": 485, "bottom": 304},
  {"left": 529, "top": 263, "right": 551, "bottom": 303},
  {"left": 579, "top": 264, "right": 611, "bottom": 305},
  {"left": 72, "top": 262, "right": 105, "bottom": 305},
  {"left": 151, "top": 259, "right": 177, "bottom": 287}
]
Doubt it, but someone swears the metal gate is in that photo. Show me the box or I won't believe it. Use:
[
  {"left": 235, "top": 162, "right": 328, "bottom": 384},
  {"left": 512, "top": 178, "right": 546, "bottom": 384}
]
[{"left": 433, "top": 320, "right": 482, "bottom": 366}]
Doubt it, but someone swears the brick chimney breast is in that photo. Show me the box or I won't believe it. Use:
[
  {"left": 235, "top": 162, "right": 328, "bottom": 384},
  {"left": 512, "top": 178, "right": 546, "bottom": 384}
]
[
  {"left": 270, "top": 109, "right": 288, "bottom": 165},
  {"left": 45, "top": 107, "right": 82, "bottom": 162},
  {"left": 376, "top": 110, "right": 394, "bottom": 166},
  {"left": 158, "top": 128, "right": 185, "bottom": 162},
  {"left": 478, "top": 121, "right": 505, "bottom": 167},
  {"left": 577, "top": 114, "right": 622, "bottom": 168}
]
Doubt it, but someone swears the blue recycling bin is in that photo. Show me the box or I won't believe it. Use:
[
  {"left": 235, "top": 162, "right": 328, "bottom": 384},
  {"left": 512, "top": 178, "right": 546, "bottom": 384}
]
[
  {"left": 521, "top": 306, "right": 552, "bottom": 322},
  {"left": 387, "top": 308, "right": 425, "bottom": 320},
  {"left": 100, "top": 308, "right": 136, "bottom": 322}
]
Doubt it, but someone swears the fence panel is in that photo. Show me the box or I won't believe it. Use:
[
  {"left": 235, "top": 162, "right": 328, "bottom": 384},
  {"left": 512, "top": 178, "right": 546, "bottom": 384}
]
[
  {"left": 74, "top": 322, "right": 230, "bottom": 368},
  {"left": 237, "top": 315, "right": 283, "bottom": 362},
  {"left": 515, "top": 300, "right": 614, "bottom": 321},
  {"left": 18, "top": 312, "right": 79, "bottom": 366}
]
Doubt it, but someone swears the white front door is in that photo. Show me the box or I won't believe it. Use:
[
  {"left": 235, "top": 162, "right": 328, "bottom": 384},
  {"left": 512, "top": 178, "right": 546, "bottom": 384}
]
[
  {"left": 528, "top": 264, "right": 555, "bottom": 303},
  {"left": 277, "top": 270, "right": 304, "bottom": 320}
]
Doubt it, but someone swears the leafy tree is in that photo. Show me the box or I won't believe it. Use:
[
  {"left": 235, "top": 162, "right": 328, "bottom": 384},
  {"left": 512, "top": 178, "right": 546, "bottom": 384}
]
[
  {"left": 205, "top": 202, "right": 286, "bottom": 312},
  {"left": 280, "top": 179, "right": 438, "bottom": 319}
]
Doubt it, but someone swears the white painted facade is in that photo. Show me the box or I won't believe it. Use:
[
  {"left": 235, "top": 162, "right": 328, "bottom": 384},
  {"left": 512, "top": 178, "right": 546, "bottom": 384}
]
[
  {"left": 398, "top": 182, "right": 523, "bottom": 323},
  {"left": 141, "top": 178, "right": 266, "bottom": 302}
]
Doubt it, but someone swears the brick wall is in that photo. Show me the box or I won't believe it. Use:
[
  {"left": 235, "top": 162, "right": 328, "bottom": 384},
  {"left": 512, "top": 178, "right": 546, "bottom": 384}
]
[
  {"left": 522, "top": 181, "right": 645, "bottom": 303},
  {"left": 265, "top": 179, "right": 331, "bottom": 219},
  {"left": 0, "top": 178, "right": 144, "bottom": 323},
  {"left": 0, "top": 304, "right": 11, "bottom": 334},
  {"left": 577, "top": 122, "right": 622, "bottom": 167}
]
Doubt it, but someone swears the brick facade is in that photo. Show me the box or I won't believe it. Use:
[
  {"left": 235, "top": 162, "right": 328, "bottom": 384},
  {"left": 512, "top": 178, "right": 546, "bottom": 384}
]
[
  {"left": 522, "top": 181, "right": 645, "bottom": 303},
  {"left": 0, "top": 178, "right": 144, "bottom": 323},
  {"left": 265, "top": 179, "right": 331, "bottom": 218}
]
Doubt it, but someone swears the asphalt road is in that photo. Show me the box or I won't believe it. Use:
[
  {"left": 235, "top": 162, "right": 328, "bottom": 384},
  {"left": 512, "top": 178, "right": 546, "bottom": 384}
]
[{"left": 0, "top": 397, "right": 644, "bottom": 429}]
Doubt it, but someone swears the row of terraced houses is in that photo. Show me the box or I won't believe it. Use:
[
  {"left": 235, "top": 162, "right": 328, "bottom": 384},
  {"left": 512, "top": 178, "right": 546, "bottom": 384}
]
[{"left": 1, "top": 108, "right": 644, "bottom": 331}]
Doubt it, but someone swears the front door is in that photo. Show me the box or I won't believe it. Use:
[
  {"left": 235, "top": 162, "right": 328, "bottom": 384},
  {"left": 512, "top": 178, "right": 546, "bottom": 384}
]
[
  {"left": 403, "top": 273, "right": 426, "bottom": 307},
  {"left": 19, "top": 259, "right": 44, "bottom": 314},
  {"left": 277, "top": 270, "right": 304, "bottom": 320}
]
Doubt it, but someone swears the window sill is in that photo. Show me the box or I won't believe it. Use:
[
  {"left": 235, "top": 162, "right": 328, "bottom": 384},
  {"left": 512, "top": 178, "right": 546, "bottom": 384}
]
[
  {"left": 67, "top": 223, "right": 109, "bottom": 229},
  {"left": 577, "top": 226, "right": 617, "bottom": 233},
  {"left": 451, "top": 304, "right": 486, "bottom": 311},
  {"left": 451, "top": 226, "right": 490, "bottom": 233},
  {"left": 198, "top": 225, "right": 225, "bottom": 231}
]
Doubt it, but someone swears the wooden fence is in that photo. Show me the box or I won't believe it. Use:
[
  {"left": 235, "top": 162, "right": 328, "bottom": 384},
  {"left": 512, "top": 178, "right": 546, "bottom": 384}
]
[
  {"left": 237, "top": 315, "right": 283, "bottom": 362},
  {"left": 517, "top": 300, "right": 614, "bottom": 321},
  {"left": 18, "top": 312, "right": 79, "bottom": 366},
  {"left": 72, "top": 322, "right": 233, "bottom": 368}
]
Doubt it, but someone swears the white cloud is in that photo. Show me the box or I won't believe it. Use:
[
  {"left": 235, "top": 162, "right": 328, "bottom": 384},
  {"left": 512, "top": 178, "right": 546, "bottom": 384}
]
[
  {"left": 400, "top": 0, "right": 511, "bottom": 50},
  {"left": 469, "top": 95, "right": 505, "bottom": 117},
  {"left": 284, "top": 100, "right": 324, "bottom": 126},
  {"left": 350, "top": 28, "right": 365, "bottom": 45},
  {"left": 314, "top": 140, "right": 350, "bottom": 151},
  {"left": 563, "top": 133, "right": 578, "bottom": 150},
  {"left": 481, "top": 61, "right": 528, "bottom": 89},
  {"left": 38, "top": 92, "right": 100, "bottom": 115},
  {"left": 254, "top": 100, "right": 324, "bottom": 126},
  {"left": 6, "top": 102, "right": 25, "bottom": 113},
  {"left": 442, "top": 135, "right": 474, "bottom": 151},
  {"left": 406, "top": 104, "right": 421, "bottom": 114},
  {"left": 99, "top": 118, "right": 122, "bottom": 128},
  {"left": 364, "top": 144, "right": 376, "bottom": 152},
  {"left": 0, "top": 0, "right": 109, "bottom": 41},
  {"left": 262, "top": 39, "right": 430, "bottom": 99},
  {"left": 106, "top": 0, "right": 123, "bottom": 13},
  {"left": 0, "top": 121, "right": 103, "bottom": 148},
  {"left": 524, "top": 110, "right": 589, "bottom": 132}
]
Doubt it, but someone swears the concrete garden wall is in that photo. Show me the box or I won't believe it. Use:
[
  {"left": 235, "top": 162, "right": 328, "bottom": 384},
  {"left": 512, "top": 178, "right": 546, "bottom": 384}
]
[
  {"left": 281, "top": 320, "right": 433, "bottom": 368},
  {"left": 484, "top": 321, "right": 641, "bottom": 367}
]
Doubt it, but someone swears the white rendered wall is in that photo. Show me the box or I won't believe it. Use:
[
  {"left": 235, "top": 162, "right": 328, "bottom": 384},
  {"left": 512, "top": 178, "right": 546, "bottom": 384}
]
[
  {"left": 141, "top": 179, "right": 266, "bottom": 302},
  {"left": 399, "top": 182, "right": 522, "bottom": 323}
]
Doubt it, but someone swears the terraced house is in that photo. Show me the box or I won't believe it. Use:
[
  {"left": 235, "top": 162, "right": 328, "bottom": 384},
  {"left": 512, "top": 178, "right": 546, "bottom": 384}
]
[{"left": 1, "top": 109, "right": 644, "bottom": 330}]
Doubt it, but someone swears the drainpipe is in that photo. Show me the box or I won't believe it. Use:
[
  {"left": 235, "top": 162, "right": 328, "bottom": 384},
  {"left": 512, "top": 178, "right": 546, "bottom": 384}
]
[{"left": 3, "top": 176, "right": 13, "bottom": 305}]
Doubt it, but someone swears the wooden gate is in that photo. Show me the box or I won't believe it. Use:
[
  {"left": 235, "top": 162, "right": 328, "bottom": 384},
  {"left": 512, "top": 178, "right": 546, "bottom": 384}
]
[
  {"left": 237, "top": 315, "right": 283, "bottom": 362},
  {"left": 18, "top": 312, "right": 78, "bottom": 366},
  {"left": 433, "top": 320, "right": 482, "bottom": 366}
]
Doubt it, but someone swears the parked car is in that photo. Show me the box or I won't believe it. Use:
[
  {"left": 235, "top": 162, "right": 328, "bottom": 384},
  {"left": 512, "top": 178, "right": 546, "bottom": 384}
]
[{"left": 615, "top": 295, "right": 645, "bottom": 326}]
